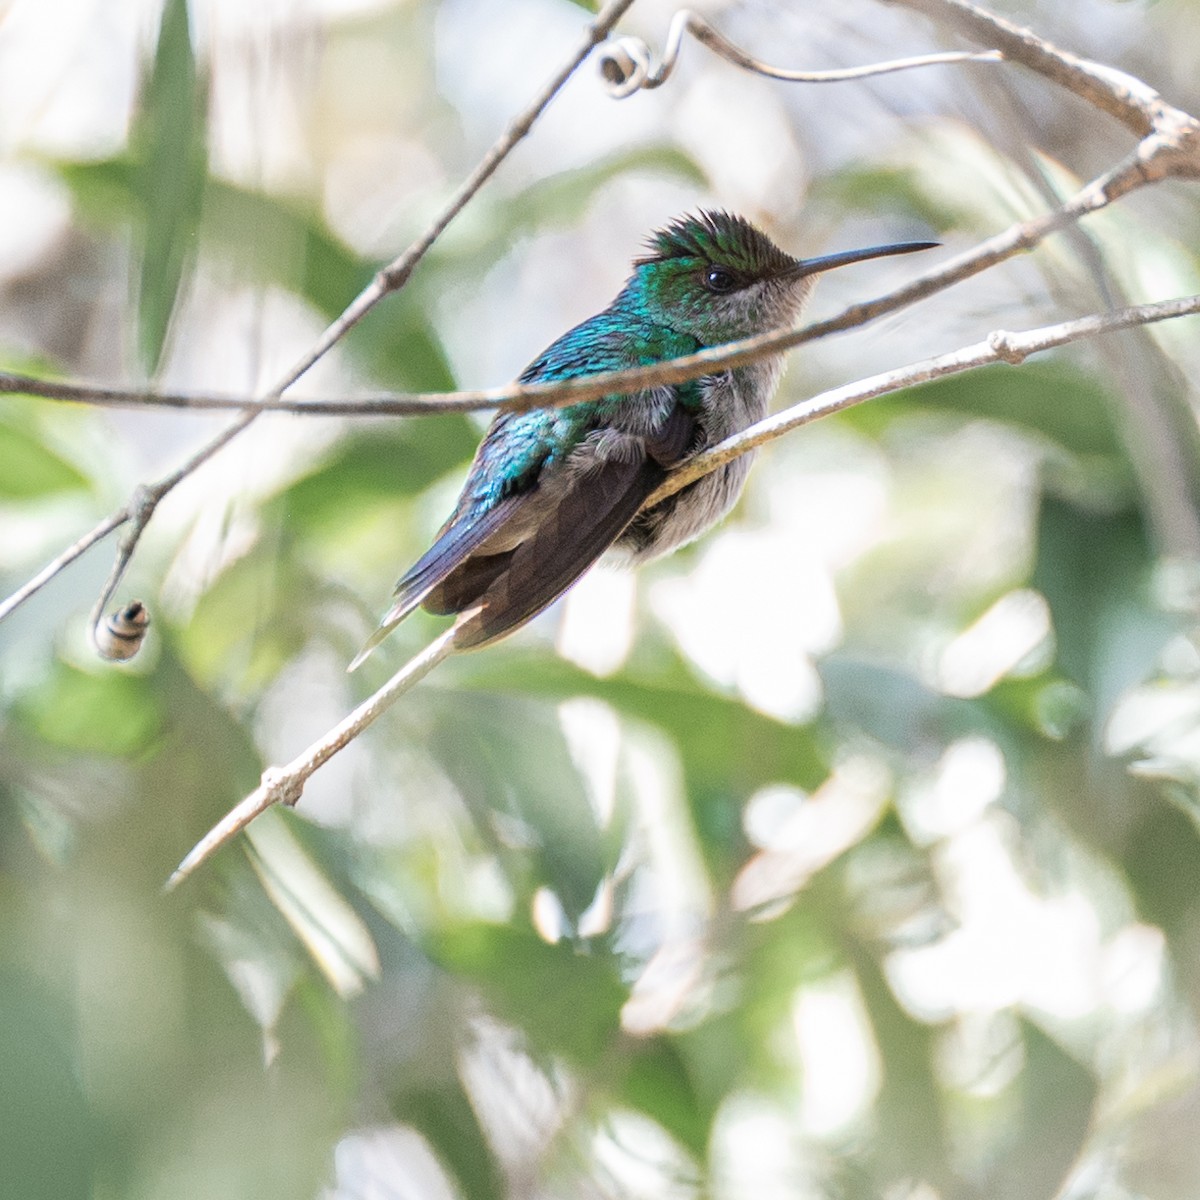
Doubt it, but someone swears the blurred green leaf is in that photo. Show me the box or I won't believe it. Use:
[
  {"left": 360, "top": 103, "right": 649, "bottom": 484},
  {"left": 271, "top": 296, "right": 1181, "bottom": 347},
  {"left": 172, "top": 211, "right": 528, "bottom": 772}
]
[
  {"left": 129, "top": 0, "right": 208, "bottom": 372},
  {"left": 53, "top": 157, "right": 138, "bottom": 228},
  {"left": 0, "top": 972, "right": 96, "bottom": 1200},
  {"left": 201, "top": 178, "right": 455, "bottom": 390},
  {"left": 280, "top": 419, "right": 478, "bottom": 531},
  {"left": 179, "top": 543, "right": 317, "bottom": 692},
  {"left": 0, "top": 417, "right": 89, "bottom": 498},
  {"left": 1125, "top": 795, "right": 1200, "bottom": 936},
  {"left": 54, "top": 164, "right": 455, "bottom": 391},
  {"left": 812, "top": 164, "right": 961, "bottom": 232},
  {"left": 498, "top": 146, "right": 708, "bottom": 240},
  {"left": 456, "top": 652, "right": 829, "bottom": 877},
  {"left": 424, "top": 691, "right": 609, "bottom": 921},
  {"left": 820, "top": 654, "right": 984, "bottom": 751},
  {"left": 15, "top": 663, "right": 162, "bottom": 756},
  {"left": 432, "top": 922, "right": 625, "bottom": 1067},
  {"left": 991, "top": 1021, "right": 1096, "bottom": 1200},
  {"left": 851, "top": 950, "right": 951, "bottom": 1189},
  {"left": 985, "top": 675, "right": 1090, "bottom": 742},
  {"left": 390, "top": 1079, "right": 505, "bottom": 1200},
  {"left": 620, "top": 1037, "right": 716, "bottom": 1158},
  {"left": 1033, "top": 496, "right": 1173, "bottom": 711}
]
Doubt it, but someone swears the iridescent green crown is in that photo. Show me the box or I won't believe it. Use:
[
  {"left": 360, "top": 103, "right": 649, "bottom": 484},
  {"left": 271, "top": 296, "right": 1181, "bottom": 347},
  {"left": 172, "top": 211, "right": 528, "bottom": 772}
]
[{"left": 636, "top": 210, "right": 795, "bottom": 277}]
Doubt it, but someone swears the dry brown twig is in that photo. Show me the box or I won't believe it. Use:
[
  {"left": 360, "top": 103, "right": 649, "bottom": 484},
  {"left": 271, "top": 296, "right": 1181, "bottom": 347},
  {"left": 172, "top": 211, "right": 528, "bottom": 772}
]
[{"left": 3, "top": 290, "right": 1199, "bottom": 427}]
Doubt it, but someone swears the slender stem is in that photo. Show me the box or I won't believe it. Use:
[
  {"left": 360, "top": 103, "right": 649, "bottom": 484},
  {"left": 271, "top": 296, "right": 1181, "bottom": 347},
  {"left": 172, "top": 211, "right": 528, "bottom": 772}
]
[
  {"left": 602, "top": 7, "right": 1001, "bottom": 98},
  {"left": 0, "top": 513, "right": 124, "bottom": 624},
  {"left": 0, "top": 149, "right": 1168, "bottom": 425},
  {"left": 86, "top": 412, "right": 257, "bottom": 654},
  {"left": 275, "top": 0, "right": 638, "bottom": 387},
  {"left": 165, "top": 623, "right": 461, "bottom": 890},
  {"left": 887, "top": 0, "right": 1166, "bottom": 137}
]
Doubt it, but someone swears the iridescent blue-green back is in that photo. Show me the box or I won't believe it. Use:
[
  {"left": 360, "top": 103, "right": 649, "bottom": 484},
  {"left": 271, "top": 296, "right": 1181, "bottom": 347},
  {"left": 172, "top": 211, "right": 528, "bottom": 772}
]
[{"left": 455, "top": 299, "right": 702, "bottom": 518}]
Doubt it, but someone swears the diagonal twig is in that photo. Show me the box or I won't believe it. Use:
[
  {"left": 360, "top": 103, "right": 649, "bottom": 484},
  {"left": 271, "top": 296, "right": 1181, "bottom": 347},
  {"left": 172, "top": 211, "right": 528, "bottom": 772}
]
[
  {"left": 599, "top": 6, "right": 1002, "bottom": 98},
  {"left": 649, "top": 292, "right": 1200, "bottom": 504},
  {"left": 888, "top": 0, "right": 1200, "bottom": 161},
  {"left": 165, "top": 623, "right": 461, "bottom": 891}
]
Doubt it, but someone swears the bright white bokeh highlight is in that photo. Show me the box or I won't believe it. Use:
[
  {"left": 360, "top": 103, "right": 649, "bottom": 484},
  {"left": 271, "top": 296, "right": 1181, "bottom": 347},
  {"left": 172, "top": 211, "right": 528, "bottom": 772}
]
[
  {"left": 886, "top": 812, "right": 1144, "bottom": 1023},
  {"left": 937, "top": 588, "right": 1053, "bottom": 698},
  {"left": 734, "top": 757, "right": 891, "bottom": 912},
  {"left": 793, "top": 972, "right": 882, "bottom": 1136},
  {"left": 651, "top": 526, "right": 840, "bottom": 722}
]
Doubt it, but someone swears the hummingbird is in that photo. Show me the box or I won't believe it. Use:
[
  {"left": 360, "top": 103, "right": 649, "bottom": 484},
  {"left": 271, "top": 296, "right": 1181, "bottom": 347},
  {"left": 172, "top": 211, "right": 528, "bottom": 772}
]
[
  {"left": 351, "top": 211, "right": 934, "bottom": 667},
  {"left": 169, "top": 212, "right": 938, "bottom": 889}
]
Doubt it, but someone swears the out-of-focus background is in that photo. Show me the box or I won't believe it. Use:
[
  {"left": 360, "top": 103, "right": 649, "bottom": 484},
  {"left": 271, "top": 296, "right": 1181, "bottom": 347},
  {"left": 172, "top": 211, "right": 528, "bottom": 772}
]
[{"left": 4, "top": 0, "right": 1200, "bottom": 1196}]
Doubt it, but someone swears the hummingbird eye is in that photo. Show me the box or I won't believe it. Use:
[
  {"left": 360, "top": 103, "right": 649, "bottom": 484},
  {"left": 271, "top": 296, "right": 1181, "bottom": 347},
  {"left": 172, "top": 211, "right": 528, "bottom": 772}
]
[{"left": 703, "top": 265, "right": 738, "bottom": 294}]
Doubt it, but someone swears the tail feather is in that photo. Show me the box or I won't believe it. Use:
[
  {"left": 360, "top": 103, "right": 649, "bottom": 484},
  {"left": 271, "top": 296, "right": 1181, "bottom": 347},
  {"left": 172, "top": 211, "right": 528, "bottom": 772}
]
[
  {"left": 348, "top": 493, "right": 523, "bottom": 671},
  {"left": 347, "top": 600, "right": 420, "bottom": 671},
  {"left": 455, "top": 456, "right": 665, "bottom": 650}
]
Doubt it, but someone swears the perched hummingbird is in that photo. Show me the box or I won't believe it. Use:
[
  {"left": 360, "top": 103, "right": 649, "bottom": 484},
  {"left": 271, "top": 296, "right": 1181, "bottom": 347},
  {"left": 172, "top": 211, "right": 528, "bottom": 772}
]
[{"left": 351, "top": 211, "right": 933, "bottom": 667}]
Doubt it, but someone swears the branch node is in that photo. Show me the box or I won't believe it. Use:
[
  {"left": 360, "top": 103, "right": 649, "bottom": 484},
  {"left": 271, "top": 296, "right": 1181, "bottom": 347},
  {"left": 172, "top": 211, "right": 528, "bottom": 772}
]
[
  {"left": 1140, "top": 108, "right": 1200, "bottom": 182},
  {"left": 988, "top": 329, "right": 1027, "bottom": 364},
  {"left": 263, "top": 766, "right": 305, "bottom": 809},
  {"left": 379, "top": 261, "right": 412, "bottom": 295},
  {"left": 129, "top": 482, "right": 157, "bottom": 526}
]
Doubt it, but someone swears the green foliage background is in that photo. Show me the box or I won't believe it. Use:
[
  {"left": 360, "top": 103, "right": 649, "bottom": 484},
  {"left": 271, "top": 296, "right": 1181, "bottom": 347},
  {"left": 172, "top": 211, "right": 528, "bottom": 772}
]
[{"left": 3, "top": 1, "right": 1200, "bottom": 1197}]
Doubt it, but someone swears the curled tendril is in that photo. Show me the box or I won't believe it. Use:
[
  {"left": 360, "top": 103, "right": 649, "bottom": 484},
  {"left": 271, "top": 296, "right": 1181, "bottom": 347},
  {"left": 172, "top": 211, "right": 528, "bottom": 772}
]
[
  {"left": 94, "top": 600, "right": 150, "bottom": 662},
  {"left": 598, "top": 9, "right": 1002, "bottom": 100}
]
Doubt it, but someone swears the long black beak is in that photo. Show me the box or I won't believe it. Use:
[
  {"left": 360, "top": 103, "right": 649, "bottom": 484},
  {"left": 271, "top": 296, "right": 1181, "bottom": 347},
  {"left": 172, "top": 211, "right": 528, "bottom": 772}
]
[{"left": 790, "top": 240, "right": 939, "bottom": 278}]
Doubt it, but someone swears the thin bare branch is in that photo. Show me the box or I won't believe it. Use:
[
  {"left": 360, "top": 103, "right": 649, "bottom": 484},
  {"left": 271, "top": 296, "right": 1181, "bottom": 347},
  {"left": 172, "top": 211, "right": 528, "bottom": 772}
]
[
  {"left": 0, "top": 0, "right": 637, "bottom": 636},
  {"left": 889, "top": 0, "right": 1200, "bottom": 166},
  {"left": 0, "top": 512, "right": 125, "bottom": 624},
  {"left": 278, "top": 0, "right": 639, "bottom": 386},
  {"left": 2, "top": 147, "right": 1170, "bottom": 427},
  {"left": 86, "top": 412, "right": 256, "bottom": 655},
  {"left": 166, "top": 622, "right": 461, "bottom": 890},
  {"left": 165, "top": 290, "right": 1200, "bottom": 888},
  {"left": 599, "top": 7, "right": 1001, "bottom": 98}
]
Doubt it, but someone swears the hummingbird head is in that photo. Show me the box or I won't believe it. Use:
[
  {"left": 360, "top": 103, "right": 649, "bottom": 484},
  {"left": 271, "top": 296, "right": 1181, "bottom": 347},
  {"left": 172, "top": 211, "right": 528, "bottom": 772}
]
[{"left": 627, "top": 209, "right": 936, "bottom": 345}]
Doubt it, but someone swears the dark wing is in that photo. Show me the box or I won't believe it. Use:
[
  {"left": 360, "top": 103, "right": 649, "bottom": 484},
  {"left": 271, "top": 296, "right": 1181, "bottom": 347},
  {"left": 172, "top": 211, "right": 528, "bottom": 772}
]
[
  {"left": 425, "top": 387, "right": 698, "bottom": 619},
  {"left": 453, "top": 456, "right": 657, "bottom": 650},
  {"left": 452, "top": 401, "right": 697, "bottom": 650},
  {"left": 346, "top": 492, "right": 526, "bottom": 669}
]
